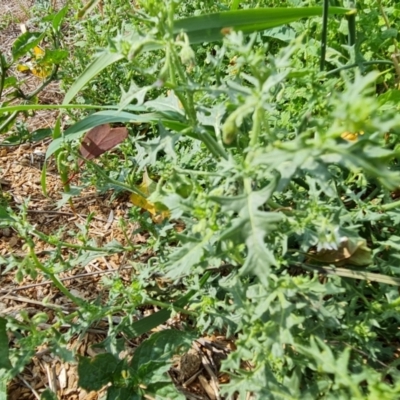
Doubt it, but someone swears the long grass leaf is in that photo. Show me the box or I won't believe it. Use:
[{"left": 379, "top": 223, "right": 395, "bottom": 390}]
[
  {"left": 63, "top": 51, "right": 124, "bottom": 105},
  {"left": 174, "top": 7, "right": 352, "bottom": 44}
]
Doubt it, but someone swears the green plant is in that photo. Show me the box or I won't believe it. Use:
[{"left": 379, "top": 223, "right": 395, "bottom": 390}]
[
  {"left": 2, "top": 0, "right": 400, "bottom": 399},
  {"left": 0, "top": 6, "right": 69, "bottom": 144}
]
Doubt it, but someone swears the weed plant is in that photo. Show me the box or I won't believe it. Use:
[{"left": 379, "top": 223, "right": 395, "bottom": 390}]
[{"left": 2, "top": 0, "right": 400, "bottom": 399}]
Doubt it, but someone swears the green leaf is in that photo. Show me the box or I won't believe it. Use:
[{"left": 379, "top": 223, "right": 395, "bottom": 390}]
[
  {"left": 0, "top": 378, "right": 7, "bottom": 400},
  {"left": 0, "top": 370, "right": 7, "bottom": 400},
  {"left": 78, "top": 353, "right": 120, "bottom": 392},
  {"left": 130, "top": 330, "right": 193, "bottom": 389},
  {"left": 39, "top": 49, "right": 69, "bottom": 65},
  {"left": 120, "top": 273, "right": 210, "bottom": 338},
  {"left": 11, "top": 32, "right": 45, "bottom": 61},
  {"left": 51, "top": 6, "right": 69, "bottom": 31},
  {"left": 211, "top": 181, "right": 285, "bottom": 282},
  {"left": 119, "top": 82, "right": 152, "bottom": 110},
  {"left": 63, "top": 51, "right": 125, "bottom": 105},
  {"left": 0, "top": 104, "right": 143, "bottom": 115},
  {"left": 3, "top": 76, "right": 18, "bottom": 89},
  {"left": 166, "top": 235, "right": 211, "bottom": 279},
  {"left": 119, "top": 310, "right": 172, "bottom": 338},
  {"left": 173, "top": 7, "right": 352, "bottom": 44},
  {"left": 40, "top": 389, "right": 58, "bottom": 400},
  {"left": 106, "top": 386, "right": 141, "bottom": 400},
  {"left": 0, "top": 206, "right": 14, "bottom": 221},
  {"left": 31, "top": 128, "right": 53, "bottom": 142},
  {"left": 0, "top": 318, "right": 12, "bottom": 370},
  {"left": 62, "top": 7, "right": 352, "bottom": 106}
]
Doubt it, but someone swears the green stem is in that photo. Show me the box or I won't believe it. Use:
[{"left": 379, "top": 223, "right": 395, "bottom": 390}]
[
  {"left": 320, "top": 0, "right": 329, "bottom": 72},
  {"left": 245, "top": 104, "right": 264, "bottom": 165},
  {"left": 324, "top": 60, "right": 394, "bottom": 76},
  {"left": 28, "top": 244, "right": 85, "bottom": 306},
  {"left": 0, "top": 51, "right": 7, "bottom": 99},
  {"left": 169, "top": 44, "right": 197, "bottom": 125},
  {"left": 379, "top": 198, "right": 400, "bottom": 211},
  {"left": 346, "top": 8, "right": 356, "bottom": 47},
  {"left": 13, "top": 64, "right": 59, "bottom": 102},
  {"left": 29, "top": 226, "right": 136, "bottom": 253},
  {"left": 144, "top": 300, "right": 196, "bottom": 316},
  {"left": 0, "top": 111, "right": 18, "bottom": 134}
]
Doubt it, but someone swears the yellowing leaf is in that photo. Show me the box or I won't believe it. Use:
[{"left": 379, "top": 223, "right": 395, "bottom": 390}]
[
  {"left": 341, "top": 131, "right": 364, "bottom": 141},
  {"left": 16, "top": 63, "right": 31, "bottom": 73},
  {"left": 16, "top": 47, "right": 52, "bottom": 78},
  {"left": 31, "top": 66, "right": 51, "bottom": 78},
  {"left": 130, "top": 170, "right": 170, "bottom": 222},
  {"left": 307, "top": 237, "right": 372, "bottom": 267},
  {"left": 33, "top": 46, "right": 45, "bottom": 58}
]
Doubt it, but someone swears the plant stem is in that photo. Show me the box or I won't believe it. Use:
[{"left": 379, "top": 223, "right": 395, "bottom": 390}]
[
  {"left": 28, "top": 243, "right": 85, "bottom": 306},
  {"left": 0, "top": 51, "right": 7, "bottom": 99},
  {"left": 379, "top": 198, "right": 400, "bottom": 211},
  {"left": 377, "top": 0, "right": 400, "bottom": 85},
  {"left": 325, "top": 60, "right": 394, "bottom": 76},
  {"left": 346, "top": 7, "right": 356, "bottom": 47},
  {"left": 320, "top": 0, "right": 329, "bottom": 71}
]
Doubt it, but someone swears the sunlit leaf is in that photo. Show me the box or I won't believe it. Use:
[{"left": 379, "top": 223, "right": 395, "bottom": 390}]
[
  {"left": 210, "top": 180, "right": 285, "bottom": 283},
  {"left": 16, "top": 63, "right": 31, "bottom": 73},
  {"left": 341, "top": 131, "right": 364, "bottom": 141},
  {"left": 130, "top": 170, "right": 170, "bottom": 221},
  {"left": 11, "top": 32, "right": 44, "bottom": 60},
  {"left": 174, "top": 7, "right": 352, "bottom": 44}
]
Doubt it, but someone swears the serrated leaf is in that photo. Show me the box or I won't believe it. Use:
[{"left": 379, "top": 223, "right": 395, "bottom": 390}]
[
  {"left": 119, "top": 81, "right": 152, "bottom": 111},
  {"left": 136, "top": 123, "right": 179, "bottom": 169},
  {"left": 145, "top": 91, "right": 185, "bottom": 116},
  {"left": 166, "top": 234, "right": 211, "bottom": 279},
  {"left": 62, "top": 7, "right": 352, "bottom": 105},
  {"left": 211, "top": 181, "right": 284, "bottom": 281}
]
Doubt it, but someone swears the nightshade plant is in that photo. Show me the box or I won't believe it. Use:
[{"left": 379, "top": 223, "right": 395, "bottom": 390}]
[{"left": 2, "top": 0, "right": 400, "bottom": 399}]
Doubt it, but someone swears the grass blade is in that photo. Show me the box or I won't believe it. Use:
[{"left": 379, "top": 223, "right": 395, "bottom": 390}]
[{"left": 174, "top": 7, "right": 352, "bottom": 44}]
